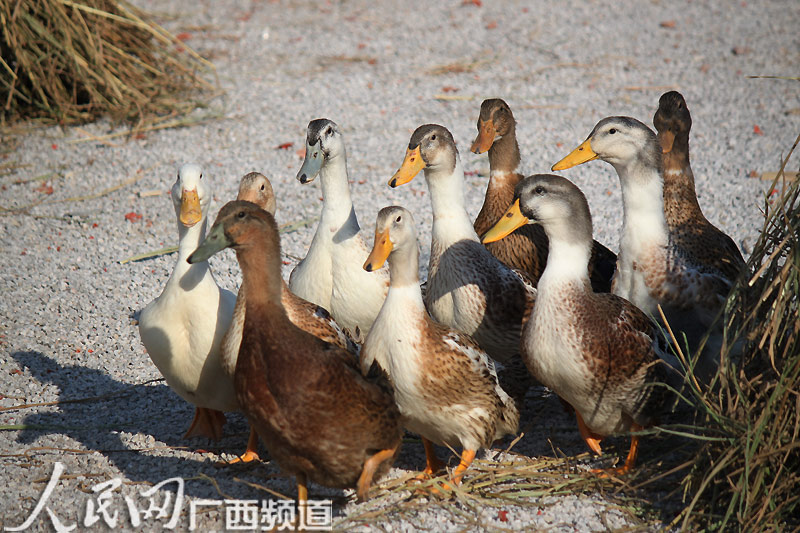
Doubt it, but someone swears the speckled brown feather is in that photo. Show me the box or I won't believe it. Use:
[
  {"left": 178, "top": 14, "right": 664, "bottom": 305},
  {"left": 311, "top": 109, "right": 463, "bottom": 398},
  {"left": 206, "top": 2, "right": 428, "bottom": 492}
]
[
  {"left": 473, "top": 99, "right": 617, "bottom": 292},
  {"left": 218, "top": 202, "right": 401, "bottom": 491},
  {"left": 654, "top": 92, "right": 746, "bottom": 283}
]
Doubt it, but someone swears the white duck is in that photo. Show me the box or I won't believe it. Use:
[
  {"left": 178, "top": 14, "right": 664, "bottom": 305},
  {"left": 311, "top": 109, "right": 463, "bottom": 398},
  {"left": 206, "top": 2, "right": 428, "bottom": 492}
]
[
  {"left": 289, "top": 119, "right": 389, "bottom": 339},
  {"left": 138, "top": 163, "right": 236, "bottom": 440}
]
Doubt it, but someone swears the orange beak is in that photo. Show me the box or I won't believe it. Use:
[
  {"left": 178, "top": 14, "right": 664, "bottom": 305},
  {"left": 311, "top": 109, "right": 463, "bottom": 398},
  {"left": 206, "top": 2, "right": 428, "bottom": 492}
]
[
  {"left": 481, "top": 199, "right": 527, "bottom": 243},
  {"left": 364, "top": 229, "right": 393, "bottom": 271},
  {"left": 389, "top": 146, "right": 425, "bottom": 188},
  {"left": 470, "top": 119, "right": 496, "bottom": 154},
  {"left": 552, "top": 139, "right": 598, "bottom": 171},
  {"left": 179, "top": 189, "right": 202, "bottom": 227}
]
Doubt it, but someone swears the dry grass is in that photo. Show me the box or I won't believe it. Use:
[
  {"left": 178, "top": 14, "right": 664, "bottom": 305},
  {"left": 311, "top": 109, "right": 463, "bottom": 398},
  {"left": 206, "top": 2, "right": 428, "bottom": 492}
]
[
  {"left": 0, "top": 0, "right": 214, "bottom": 132},
  {"left": 674, "top": 132, "right": 800, "bottom": 530}
]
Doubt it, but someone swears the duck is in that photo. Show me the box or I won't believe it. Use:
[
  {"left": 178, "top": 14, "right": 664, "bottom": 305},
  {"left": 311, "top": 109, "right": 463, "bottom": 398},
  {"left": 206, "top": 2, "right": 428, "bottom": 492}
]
[
  {"left": 362, "top": 206, "right": 519, "bottom": 487},
  {"left": 138, "top": 163, "right": 237, "bottom": 441},
  {"left": 389, "top": 124, "right": 535, "bottom": 366},
  {"left": 218, "top": 172, "right": 360, "bottom": 463},
  {"left": 289, "top": 119, "right": 389, "bottom": 340},
  {"left": 470, "top": 98, "right": 617, "bottom": 291},
  {"left": 552, "top": 116, "right": 738, "bottom": 378},
  {"left": 653, "top": 91, "right": 746, "bottom": 283},
  {"left": 188, "top": 201, "right": 403, "bottom": 503},
  {"left": 482, "top": 174, "right": 674, "bottom": 474}
]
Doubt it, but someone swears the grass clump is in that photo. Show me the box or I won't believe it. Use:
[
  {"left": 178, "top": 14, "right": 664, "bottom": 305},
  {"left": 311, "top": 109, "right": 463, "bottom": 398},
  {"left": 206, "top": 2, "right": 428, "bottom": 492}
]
[
  {"left": 0, "top": 0, "right": 214, "bottom": 131},
  {"left": 677, "top": 133, "right": 800, "bottom": 530}
]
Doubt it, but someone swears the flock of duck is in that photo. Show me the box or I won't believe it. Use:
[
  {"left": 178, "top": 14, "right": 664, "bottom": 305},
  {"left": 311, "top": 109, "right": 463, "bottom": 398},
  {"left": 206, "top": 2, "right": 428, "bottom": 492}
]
[{"left": 137, "top": 91, "right": 746, "bottom": 505}]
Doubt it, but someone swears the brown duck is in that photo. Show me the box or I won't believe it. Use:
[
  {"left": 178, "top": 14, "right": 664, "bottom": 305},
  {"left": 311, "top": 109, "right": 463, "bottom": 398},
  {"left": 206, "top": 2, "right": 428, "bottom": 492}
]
[
  {"left": 471, "top": 98, "right": 617, "bottom": 292},
  {"left": 189, "top": 201, "right": 402, "bottom": 503},
  {"left": 653, "top": 91, "right": 746, "bottom": 282},
  {"left": 219, "top": 172, "right": 360, "bottom": 463}
]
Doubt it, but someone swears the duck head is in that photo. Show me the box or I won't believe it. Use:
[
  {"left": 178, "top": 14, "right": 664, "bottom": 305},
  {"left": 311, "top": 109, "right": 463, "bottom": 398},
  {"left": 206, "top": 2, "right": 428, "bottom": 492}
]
[
  {"left": 364, "top": 206, "right": 418, "bottom": 272},
  {"left": 237, "top": 172, "right": 277, "bottom": 216},
  {"left": 188, "top": 201, "right": 278, "bottom": 264},
  {"left": 389, "top": 124, "right": 457, "bottom": 188},
  {"left": 552, "top": 116, "right": 661, "bottom": 174},
  {"left": 297, "top": 119, "right": 345, "bottom": 184},
  {"left": 483, "top": 174, "right": 592, "bottom": 245},
  {"left": 653, "top": 91, "right": 691, "bottom": 154},
  {"left": 171, "top": 163, "right": 209, "bottom": 228},
  {"left": 471, "top": 98, "right": 515, "bottom": 154}
]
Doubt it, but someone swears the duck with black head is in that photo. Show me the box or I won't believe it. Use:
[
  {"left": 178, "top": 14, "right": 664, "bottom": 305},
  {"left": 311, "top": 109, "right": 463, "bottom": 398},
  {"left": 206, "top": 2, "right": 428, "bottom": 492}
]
[{"left": 189, "top": 201, "right": 402, "bottom": 504}]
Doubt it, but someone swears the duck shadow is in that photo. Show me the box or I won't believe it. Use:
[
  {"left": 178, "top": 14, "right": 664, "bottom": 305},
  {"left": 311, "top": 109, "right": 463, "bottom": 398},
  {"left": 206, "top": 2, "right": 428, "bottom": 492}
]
[{"left": 8, "top": 350, "right": 289, "bottom": 502}]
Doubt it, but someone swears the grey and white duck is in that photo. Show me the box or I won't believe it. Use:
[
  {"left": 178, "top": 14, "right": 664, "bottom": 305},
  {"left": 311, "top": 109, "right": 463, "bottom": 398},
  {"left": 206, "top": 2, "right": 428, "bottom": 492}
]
[
  {"left": 289, "top": 119, "right": 389, "bottom": 339},
  {"left": 553, "top": 116, "right": 739, "bottom": 379},
  {"left": 483, "top": 174, "right": 675, "bottom": 474}
]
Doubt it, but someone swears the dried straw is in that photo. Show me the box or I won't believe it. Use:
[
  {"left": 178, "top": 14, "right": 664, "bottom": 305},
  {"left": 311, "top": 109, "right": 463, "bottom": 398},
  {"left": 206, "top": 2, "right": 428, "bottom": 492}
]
[{"left": 1, "top": 0, "right": 214, "bottom": 132}]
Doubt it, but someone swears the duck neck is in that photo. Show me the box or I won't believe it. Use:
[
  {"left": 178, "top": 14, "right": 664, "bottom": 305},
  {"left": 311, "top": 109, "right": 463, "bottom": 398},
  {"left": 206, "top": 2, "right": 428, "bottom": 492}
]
[
  {"left": 169, "top": 216, "right": 210, "bottom": 286},
  {"left": 474, "top": 133, "right": 522, "bottom": 234},
  {"left": 425, "top": 156, "right": 479, "bottom": 244},
  {"left": 319, "top": 152, "right": 358, "bottom": 231},
  {"left": 662, "top": 134, "right": 703, "bottom": 223},
  {"left": 386, "top": 245, "right": 425, "bottom": 312},
  {"left": 615, "top": 159, "right": 669, "bottom": 248},
  {"left": 538, "top": 224, "right": 592, "bottom": 292},
  {"left": 236, "top": 237, "right": 285, "bottom": 318}
]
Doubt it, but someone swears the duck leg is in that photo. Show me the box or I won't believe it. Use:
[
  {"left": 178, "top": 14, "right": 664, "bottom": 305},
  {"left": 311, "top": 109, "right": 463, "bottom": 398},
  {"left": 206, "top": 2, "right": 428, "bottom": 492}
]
[
  {"left": 415, "top": 438, "right": 445, "bottom": 480},
  {"left": 184, "top": 407, "right": 226, "bottom": 440},
  {"left": 226, "top": 427, "right": 260, "bottom": 464},
  {"left": 296, "top": 473, "right": 308, "bottom": 530},
  {"left": 356, "top": 446, "right": 398, "bottom": 502},
  {"left": 449, "top": 449, "right": 477, "bottom": 486},
  {"left": 575, "top": 411, "right": 603, "bottom": 455},
  {"left": 592, "top": 424, "right": 642, "bottom": 477}
]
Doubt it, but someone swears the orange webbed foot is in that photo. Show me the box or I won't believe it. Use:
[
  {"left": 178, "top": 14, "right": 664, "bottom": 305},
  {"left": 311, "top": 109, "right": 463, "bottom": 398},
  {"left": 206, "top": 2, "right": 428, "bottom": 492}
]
[{"left": 223, "top": 427, "right": 260, "bottom": 465}]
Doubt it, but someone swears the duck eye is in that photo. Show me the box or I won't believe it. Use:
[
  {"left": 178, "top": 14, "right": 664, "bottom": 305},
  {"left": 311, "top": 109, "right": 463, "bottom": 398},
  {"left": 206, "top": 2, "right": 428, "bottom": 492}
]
[
  {"left": 260, "top": 184, "right": 265, "bottom": 191},
  {"left": 608, "top": 128, "right": 617, "bottom": 134},
  {"left": 326, "top": 127, "right": 332, "bottom": 135},
  {"left": 534, "top": 185, "right": 545, "bottom": 194},
  {"left": 430, "top": 134, "right": 436, "bottom": 141},
  {"left": 395, "top": 215, "right": 402, "bottom": 223},
  {"left": 200, "top": 174, "right": 203, "bottom": 179},
  {"left": 238, "top": 211, "right": 246, "bottom": 219}
]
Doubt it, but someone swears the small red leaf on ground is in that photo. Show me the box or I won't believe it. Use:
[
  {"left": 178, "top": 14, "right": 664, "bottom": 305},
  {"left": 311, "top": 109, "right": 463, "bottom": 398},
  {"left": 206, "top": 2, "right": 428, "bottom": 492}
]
[
  {"left": 753, "top": 125, "right": 764, "bottom": 135},
  {"left": 35, "top": 183, "right": 54, "bottom": 195},
  {"left": 296, "top": 148, "right": 306, "bottom": 159},
  {"left": 87, "top": 349, "right": 93, "bottom": 353},
  {"left": 660, "top": 20, "right": 676, "bottom": 28},
  {"left": 749, "top": 170, "right": 759, "bottom": 178},
  {"left": 276, "top": 142, "right": 294, "bottom": 150},
  {"left": 442, "top": 86, "right": 459, "bottom": 93},
  {"left": 92, "top": 223, "right": 99, "bottom": 228},
  {"left": 11, "top": 369, "right": 22, "bottom": 375},
  {"left": 125, "top": 212, "right": 143, "bottom": 222},
  {"left": 462, "top": 0, "right": 481, "bottom": 6},
  {"left": 537, "top": 509, "right": 542, "bottom": 515},
  {"left": 282, "top": 260, "right": 291, "bottom": 265},
  {"left": 358, "top": 43, "right": 367, "bottom": 49},
  {"left": 368, "top": 58, "right": 377, "bottom": 65},
  {"left": 176, "top": 32, "right": 192, "bottom": 42},
  {"left": 486, "top": 20, "right": 497, "bottom": 29},
  {"left": 51, "top": 144, "right": 58, "bottom": 150},
  {"left": 498, "top": 510, "right": 508, "bottom": 522},
  {"left": 358, "top": 179, "right": 366, "bottom": 184},
  {"left": 699, "top": 64, "right": 711, "bottom": 73}
]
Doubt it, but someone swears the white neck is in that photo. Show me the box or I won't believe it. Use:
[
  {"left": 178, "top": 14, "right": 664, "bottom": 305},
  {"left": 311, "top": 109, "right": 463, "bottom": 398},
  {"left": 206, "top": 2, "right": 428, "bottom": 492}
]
[
  {"left": 616, "top": 162, "right": 668, "bottom": 248},
  {"left": 424, "top": 156, "right": 479, "bottom": 245},
  {"left": 384, "top": 283, "right": 426, "bottom": 313},
  {"left": 319, "top": 152, "right": 358, "bottom": 231},
  {"left": 538, "top": 238, "right": 591, "bottom": 291},
  {"left": 170, "top": 215, "right": 210, "bottom": 286}
]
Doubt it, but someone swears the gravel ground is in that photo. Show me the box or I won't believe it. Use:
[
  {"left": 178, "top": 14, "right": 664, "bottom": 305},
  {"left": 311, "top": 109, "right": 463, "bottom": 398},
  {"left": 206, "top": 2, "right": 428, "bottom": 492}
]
[{"left": 1, "top": 0, "right": 798, "bottom": 531}]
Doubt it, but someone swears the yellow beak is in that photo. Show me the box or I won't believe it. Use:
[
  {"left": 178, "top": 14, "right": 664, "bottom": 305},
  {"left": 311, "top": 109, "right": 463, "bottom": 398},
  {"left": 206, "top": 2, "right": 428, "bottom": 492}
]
[
  {"left": 658, "top": 130, "right": 675, "bottom": 154},
  {"left": 552, "top": 138, "right": 598, "bottom": 171},
  {"left": 481, "top": 199, "right": 527, "bottom": 243},
  {"left": 470, "top": 119, "right": 495, "bottom": 154},
  {"left": 179, "top": 189, "right": 202, "bottom": 227},
  {"left": 389, "top": 146, "right": 425, "bottom": 188},
  {"left": 364, "top": 229, "right": 393, "bottom": 271}
]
